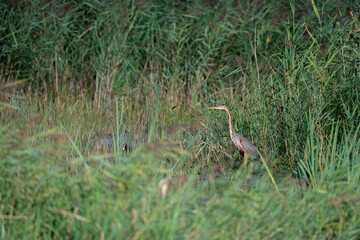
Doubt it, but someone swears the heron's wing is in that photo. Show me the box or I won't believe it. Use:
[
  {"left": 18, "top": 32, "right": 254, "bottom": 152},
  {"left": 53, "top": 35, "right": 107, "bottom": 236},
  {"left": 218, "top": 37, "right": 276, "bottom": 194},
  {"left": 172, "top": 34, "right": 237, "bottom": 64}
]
[{"left": 238, "top": 135, "right": 259, "bottom": 160}]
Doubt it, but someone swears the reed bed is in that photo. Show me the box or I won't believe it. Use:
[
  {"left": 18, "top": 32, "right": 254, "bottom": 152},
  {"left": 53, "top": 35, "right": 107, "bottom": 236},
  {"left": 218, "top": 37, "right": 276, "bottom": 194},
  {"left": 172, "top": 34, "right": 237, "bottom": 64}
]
[{"left": 1, "top": 0, "right": 360, "bottom": 239}]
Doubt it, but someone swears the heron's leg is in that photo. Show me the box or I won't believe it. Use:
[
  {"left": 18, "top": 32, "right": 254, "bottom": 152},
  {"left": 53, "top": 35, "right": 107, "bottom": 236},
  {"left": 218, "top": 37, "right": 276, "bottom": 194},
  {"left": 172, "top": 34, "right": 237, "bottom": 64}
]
[
  {"left": 249, "top": 160, "right": 254, "bottom": 168},
  {"left": 244, "top": 153, "right": 248, "bottom": 168}
]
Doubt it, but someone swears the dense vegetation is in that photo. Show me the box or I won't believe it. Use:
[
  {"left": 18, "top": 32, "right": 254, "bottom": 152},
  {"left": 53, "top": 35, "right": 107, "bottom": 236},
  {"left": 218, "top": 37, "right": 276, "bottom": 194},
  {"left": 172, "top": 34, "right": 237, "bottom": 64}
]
[{"left": 1, "top": 0, "right": 360, "bottom": 239}]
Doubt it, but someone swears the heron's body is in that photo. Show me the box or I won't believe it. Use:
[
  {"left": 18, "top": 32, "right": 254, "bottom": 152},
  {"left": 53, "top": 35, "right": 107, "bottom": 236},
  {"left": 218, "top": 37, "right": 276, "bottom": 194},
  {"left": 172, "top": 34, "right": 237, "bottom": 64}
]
[{"left": 208, "top": 105, "right": 259, "bottom": 161}]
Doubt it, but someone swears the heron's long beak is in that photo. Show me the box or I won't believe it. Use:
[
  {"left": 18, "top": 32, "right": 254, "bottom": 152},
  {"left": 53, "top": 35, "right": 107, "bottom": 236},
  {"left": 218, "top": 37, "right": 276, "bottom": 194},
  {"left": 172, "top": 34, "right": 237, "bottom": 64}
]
[{"left": 208, "top": 105, "right": 225, "bottom": 110}]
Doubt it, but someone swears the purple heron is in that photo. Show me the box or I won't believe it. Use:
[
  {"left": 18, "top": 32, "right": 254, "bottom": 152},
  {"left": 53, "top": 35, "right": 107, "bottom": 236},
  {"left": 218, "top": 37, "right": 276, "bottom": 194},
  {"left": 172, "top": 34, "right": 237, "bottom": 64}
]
[{"left": 208, "top": 105, "right": 260, "bottom": 161}]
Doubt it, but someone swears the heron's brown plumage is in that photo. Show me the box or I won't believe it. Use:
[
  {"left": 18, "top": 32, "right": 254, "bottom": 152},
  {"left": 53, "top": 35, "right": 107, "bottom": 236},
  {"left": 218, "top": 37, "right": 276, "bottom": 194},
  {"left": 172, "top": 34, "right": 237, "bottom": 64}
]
[{"left": 208, "top": 105, "right": 259, "bottom": 161}]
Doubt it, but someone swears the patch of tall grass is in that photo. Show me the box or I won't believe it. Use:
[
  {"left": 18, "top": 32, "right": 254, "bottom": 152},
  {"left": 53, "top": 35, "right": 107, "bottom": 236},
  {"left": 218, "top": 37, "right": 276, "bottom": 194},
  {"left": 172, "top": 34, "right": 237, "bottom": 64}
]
[
  {"left": 1, "top": 123, "right": 359, "bottom": 239},
  {"left": 297, "top": 117, "right": 360, "bottom": 188}
]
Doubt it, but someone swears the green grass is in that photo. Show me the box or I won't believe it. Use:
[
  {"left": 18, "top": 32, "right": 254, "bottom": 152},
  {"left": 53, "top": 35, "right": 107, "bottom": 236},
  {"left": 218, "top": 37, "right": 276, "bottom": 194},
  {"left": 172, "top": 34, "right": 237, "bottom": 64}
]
[{"left": 1, "top": 0, "right": 360, "bottom": 239}]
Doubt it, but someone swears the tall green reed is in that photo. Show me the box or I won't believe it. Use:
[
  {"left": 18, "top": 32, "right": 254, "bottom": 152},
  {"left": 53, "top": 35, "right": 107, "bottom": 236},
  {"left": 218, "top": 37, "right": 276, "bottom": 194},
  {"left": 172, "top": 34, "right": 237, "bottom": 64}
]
[{"left": 297, "top": 114, "right": 360, "bottom": 188}]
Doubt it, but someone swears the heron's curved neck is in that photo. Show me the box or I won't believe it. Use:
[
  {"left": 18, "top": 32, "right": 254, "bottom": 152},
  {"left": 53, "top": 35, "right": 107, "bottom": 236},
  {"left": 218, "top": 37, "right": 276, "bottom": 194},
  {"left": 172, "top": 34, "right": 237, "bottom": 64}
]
[{"left": 224, "top": 107, "right": 236, "bottom": 141}]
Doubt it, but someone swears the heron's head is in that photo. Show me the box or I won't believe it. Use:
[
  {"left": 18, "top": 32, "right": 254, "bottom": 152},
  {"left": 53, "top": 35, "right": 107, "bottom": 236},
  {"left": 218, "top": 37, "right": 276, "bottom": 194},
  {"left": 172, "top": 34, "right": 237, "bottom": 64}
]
[{"left": 208, "top": 105, "right": 228, "bottom": 110}]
